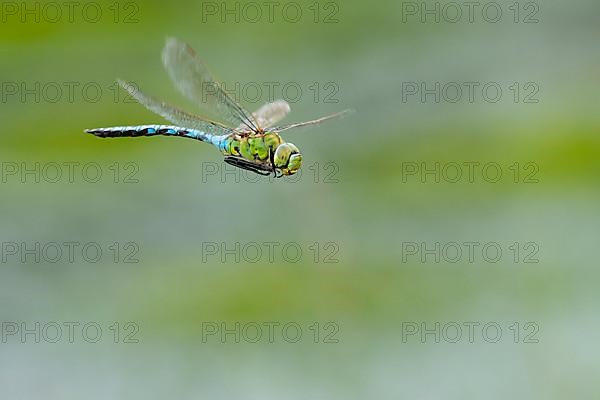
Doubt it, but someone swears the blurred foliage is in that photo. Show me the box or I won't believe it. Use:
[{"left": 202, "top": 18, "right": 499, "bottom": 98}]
[{"left": 1, "top": 0, "right": 599, "bottom": 398}]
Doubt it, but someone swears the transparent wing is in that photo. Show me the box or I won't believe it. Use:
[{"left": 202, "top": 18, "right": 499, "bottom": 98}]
[
  {"left": 269, "top": 109, "right": 354, "bottom": 133},
  {"left": 237, "top": 100, "right": 291, "bottom": 131},
  {"left": 162, "top": 37, "right": 259, "bottom": 133},
  {"left": 118, "top": 79, "right": 233, "bottom": 136}
]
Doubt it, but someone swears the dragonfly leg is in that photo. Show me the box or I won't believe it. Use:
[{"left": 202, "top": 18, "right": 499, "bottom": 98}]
[
  {"left": 223, "top": 157, "right": 272, "bottom": 177},
  {"left": 268, "top": 148, "right": 282, "bottom": 179}
]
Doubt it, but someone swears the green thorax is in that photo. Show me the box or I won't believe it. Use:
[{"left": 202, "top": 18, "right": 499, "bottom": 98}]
[{"left": 222, "top": 132, "right": 282, "bottom": 162}]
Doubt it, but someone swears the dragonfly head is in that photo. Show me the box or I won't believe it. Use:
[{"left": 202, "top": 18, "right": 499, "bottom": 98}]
[{"left": 274, "top": 143, "right": 302, "bottom": 176}]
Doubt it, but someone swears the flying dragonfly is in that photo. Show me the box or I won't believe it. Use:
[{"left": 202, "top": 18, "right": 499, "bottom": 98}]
[{"left": 85, "top": 38, "right": 352, "bottom": 178}]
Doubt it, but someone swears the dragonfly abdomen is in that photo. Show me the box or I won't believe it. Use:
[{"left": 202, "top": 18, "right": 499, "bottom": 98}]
[{"left": 85, "top": 125, "right": 220, "bottom": 144}]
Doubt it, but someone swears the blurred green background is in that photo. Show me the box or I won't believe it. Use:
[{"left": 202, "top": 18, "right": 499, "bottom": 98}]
[{"left": 1, "top": 0, "right": 599, "bottom": 398}]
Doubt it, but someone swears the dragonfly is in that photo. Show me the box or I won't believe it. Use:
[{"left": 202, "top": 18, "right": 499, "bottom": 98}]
[{"left": 85, "top": 38, "right": 352, "bottom": 178}]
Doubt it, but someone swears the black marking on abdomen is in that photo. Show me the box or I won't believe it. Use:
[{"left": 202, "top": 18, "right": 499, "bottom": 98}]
[{"left": 86, "top": 126, "right": 193, "bottom": 139}]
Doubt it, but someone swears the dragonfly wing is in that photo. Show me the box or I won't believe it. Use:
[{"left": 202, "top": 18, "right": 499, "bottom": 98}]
[
  {"left": 236, "top": 100, "right": 291, "bottom": 131},
  {"left": 118, "top": 79, "right": 233, "bottom": 136},
  {"left": 269, "top": 109, "right": 354, "bottom": 133},
  {"left": 162, "top": 38, "right": 260, "bottom": 133}
]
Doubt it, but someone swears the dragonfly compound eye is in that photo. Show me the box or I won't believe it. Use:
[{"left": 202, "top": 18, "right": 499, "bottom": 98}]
[
  {"left": 286, "top": 153, "right": 303, "bottom": 175},
  {"left": 274, "top": 143, "right": 300, "bottom": 169}
]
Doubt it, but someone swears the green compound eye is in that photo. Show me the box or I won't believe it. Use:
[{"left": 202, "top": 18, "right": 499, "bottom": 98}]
[
  {"left": 274, "top": 143, "right": 298, "bottom": 168},
  {"left": 287, "top": 153, "right": 302, "bottom": 174}
]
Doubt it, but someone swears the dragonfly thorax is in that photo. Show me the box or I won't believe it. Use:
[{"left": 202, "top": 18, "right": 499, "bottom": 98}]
[{"left": 223, "top": 132, "right": 302, "bottom": 176}]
